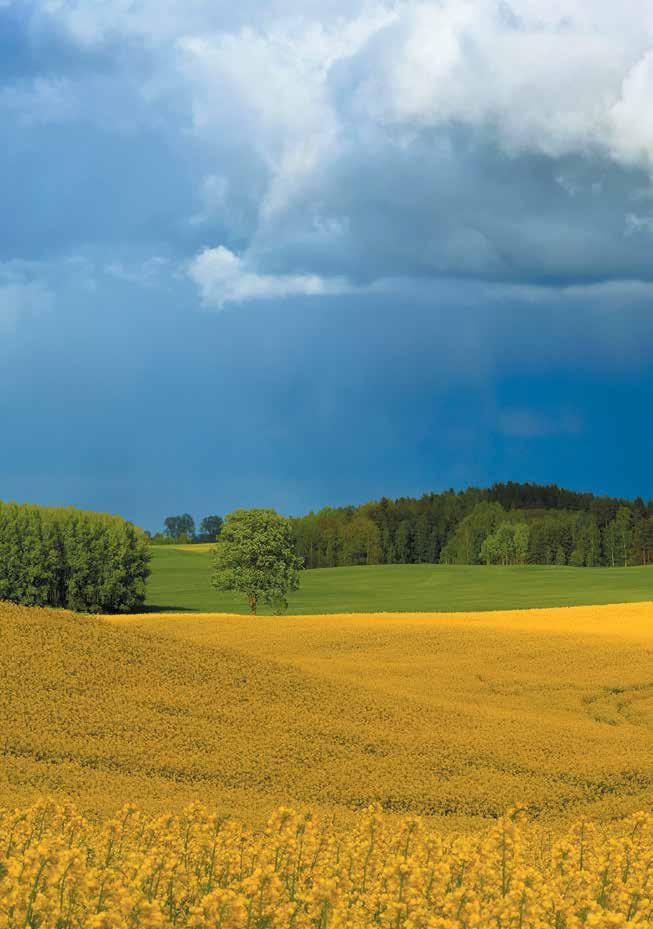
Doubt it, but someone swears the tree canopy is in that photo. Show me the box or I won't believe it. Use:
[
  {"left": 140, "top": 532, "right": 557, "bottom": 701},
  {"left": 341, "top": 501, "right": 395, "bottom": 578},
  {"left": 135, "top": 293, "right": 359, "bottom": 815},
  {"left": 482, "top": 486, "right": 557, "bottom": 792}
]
[
  {"left": 198, "top": 515, "right": 223, "bottom": 543},
  {"left": 154, "top": 513, "right": 223, "bottom": 544},
  {"left": 163, "top": 514, "right": 195, "bottom": 542},
  {"left": 211, "top": 509, "right": 302, "bottom": 614},
  {"left": 291, "top": 482, "right": 653, "bottom": 569},
  {"left": 0, "top": 501, "right": 150, "bottom": 612}
]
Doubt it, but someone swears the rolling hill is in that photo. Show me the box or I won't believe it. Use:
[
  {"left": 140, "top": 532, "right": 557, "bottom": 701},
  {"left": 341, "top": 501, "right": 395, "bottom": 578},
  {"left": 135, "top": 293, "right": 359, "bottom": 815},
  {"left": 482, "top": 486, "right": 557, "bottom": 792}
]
[
  {"left": 147, "top": 544, "right": 653, "bottom": 613},
  {"left": 4, "top": 598, "right": 653, "bottom": 829}
]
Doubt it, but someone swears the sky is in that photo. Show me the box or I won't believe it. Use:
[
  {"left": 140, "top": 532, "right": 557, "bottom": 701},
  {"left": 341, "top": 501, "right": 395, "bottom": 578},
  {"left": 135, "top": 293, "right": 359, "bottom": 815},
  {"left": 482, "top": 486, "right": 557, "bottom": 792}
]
[{"left": 3, "top": 0, "right": 653, "bottom": 530}]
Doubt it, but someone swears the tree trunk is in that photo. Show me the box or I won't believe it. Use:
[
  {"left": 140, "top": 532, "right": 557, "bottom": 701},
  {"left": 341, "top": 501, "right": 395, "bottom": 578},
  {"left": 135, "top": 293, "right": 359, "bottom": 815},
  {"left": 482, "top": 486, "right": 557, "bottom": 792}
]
[{"left": 249, "top": 595, "right": 257, "bottom": 615}]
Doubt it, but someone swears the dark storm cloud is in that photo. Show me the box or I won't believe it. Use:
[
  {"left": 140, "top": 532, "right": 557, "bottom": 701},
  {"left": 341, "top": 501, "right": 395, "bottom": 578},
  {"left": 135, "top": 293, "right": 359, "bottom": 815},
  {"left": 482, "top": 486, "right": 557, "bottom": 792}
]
[{"left": 3, "top": 0, "right": 653, "bottom": 524}]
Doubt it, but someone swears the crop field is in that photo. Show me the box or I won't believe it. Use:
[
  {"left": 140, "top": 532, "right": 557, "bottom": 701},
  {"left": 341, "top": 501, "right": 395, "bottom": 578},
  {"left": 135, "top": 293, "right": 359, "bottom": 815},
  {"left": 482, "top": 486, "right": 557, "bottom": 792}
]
[
  {"left": 4, "top": 598, "right": 653, "bottom": 926},
  {"left": 147, "top": 545, "right": 653, "bottom": 613},
  {"left": 3, "top": 599, "right": 653, "bottom": 823},
  {"left": 5, "top": 802, "right": 653, "bottom": 929}
]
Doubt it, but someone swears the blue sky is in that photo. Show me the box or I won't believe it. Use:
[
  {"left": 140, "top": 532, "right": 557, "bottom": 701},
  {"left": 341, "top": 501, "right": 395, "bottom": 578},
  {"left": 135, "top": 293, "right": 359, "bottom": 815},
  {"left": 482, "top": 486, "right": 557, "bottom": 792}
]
[{"left": 3, "top": 0, "right": 653, "bottom": 530}]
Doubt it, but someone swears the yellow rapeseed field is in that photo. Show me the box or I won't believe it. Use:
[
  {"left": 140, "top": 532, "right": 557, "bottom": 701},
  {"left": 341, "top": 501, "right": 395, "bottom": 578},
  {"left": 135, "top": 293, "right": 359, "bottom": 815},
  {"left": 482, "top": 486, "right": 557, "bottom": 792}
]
[
  {"left": 3, "top": 600, "right": 653, "bottom": 926},
  {"left": 3, "top": 800, "right": 653, "bottom": 929},
  {"left": 3, "top": 600, "right": 653, "bottom": 824}
]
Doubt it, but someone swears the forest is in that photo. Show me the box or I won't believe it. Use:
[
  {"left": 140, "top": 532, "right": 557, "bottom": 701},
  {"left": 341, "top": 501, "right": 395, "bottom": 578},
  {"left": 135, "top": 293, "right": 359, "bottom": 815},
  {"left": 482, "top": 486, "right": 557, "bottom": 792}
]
[{"left": 290, "top": 482, "right": 653, "bottom": 568}]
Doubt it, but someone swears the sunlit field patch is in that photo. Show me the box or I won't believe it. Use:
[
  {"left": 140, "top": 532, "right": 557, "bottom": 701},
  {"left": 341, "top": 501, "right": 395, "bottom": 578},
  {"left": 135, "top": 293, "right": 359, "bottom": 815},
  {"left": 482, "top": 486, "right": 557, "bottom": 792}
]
[{"left": 2, "top": 600, "right": 653, "bottom": 829}]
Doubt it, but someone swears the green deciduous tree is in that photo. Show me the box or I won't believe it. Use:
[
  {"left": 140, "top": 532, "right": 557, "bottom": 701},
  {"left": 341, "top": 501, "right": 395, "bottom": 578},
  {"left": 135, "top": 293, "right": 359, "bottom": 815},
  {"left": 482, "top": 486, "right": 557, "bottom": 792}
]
[
  {"left": 211, "top": 509, "right": 303, "bottom": 615},
  {"left": 163, "top": 514, "right": 196, "bottom": 542},
  {"left": 614, "top": 507, "right": 634, "bottom": 567},
  {"left": 0, "top": 501, "right": 149, "bottom": 612},
  {"left": 394, "top": 521, "right": 414, "bottom": 564},
  {"left": 441, "top": 503, "right": 505, "bottom": 565},
  {"left": 603, "top": 508, "right": 633, "bottom": 567},
  {"left": 479, "top": 521, "right": 529, "bottom": 566},
  {"left": 341, "top": 516, "right": 381, "bottom": 565},
  {"left": 635, "top": 518, "right": 653, "bottom": 564},
  {"left": 199, "top": 515, "right": 223, "bottom": 543},
  {"left": 479, "top": 532, "right": 500, "bottom": 566},
  {"left": 513, "top": 522, "right": 530, "bottom": 564},
  {"left": 585, "top": 520, "right": 602, "bottom": 567}
]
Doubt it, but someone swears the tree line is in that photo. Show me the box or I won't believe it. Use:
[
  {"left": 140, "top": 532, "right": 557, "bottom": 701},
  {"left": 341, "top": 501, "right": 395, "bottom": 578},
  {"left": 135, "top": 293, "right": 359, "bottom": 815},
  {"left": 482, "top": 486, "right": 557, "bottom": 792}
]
[
  {"left": 0, "top": 501, "right": 150, "bottom": 612},
  {"left": 148, "top": 513, "right": 223, "bottom": 544},
  {"left": 291, "top": 482, "right": 653, "bottom": 569}
]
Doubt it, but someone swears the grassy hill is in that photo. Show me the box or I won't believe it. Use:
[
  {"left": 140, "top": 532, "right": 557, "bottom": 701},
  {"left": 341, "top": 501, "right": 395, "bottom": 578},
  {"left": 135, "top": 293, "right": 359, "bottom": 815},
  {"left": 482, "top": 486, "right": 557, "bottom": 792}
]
[
  {"left": 147, "top": 545, "right": 653, "bottom": 613},
  {"left": 4, "top": 599, "right": 653, "bottom": 828}
]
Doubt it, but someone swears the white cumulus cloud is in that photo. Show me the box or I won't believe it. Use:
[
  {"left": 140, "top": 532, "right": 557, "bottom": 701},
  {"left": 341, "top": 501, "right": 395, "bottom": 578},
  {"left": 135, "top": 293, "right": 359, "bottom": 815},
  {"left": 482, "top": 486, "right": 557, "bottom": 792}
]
[
  {"left": 187, "top": 245, "right": 351, "bottom": 308},
  {"left": 24, "top": 0, "right": 653, "bottom": 298}
]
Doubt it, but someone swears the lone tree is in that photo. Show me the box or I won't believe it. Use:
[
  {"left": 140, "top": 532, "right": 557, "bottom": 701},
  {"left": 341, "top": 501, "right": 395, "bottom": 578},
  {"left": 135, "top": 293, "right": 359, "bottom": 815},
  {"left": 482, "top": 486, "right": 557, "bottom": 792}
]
[{"left": 211, "top": 508, "right": 302, "bottom": 614}]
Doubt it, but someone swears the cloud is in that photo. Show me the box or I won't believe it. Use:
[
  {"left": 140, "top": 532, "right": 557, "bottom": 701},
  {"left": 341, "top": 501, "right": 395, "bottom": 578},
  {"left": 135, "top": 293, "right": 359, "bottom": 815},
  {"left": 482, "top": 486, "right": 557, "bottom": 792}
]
[
  {"left": 14, "top": 0, "right": 653, "bottom": 300},
  {"left": 38, "top": 0, "right": 220, "bottom": 46},
  {"left": 187, "top": 245, "right": 352, "bottom": 308},
  {"left": 6, "top": 0, "right": 653, "bottom": 527},
  {"left": 176, "top": 7, "right": 394, "bottom": 222},
  {"left": 485, "top": 278, "right": 653, "bottom": 304},
  {"left": 38, "top": 0, "right": 368, "bottom": 46},
  {"left": 0, "top": 77, "right": 79, "bottom": 125},
  {"left": 344, "top": 1, "right": 653, "bottom": 166},
  {"left": 625, "top": 213, "right": 653, "bottom": 236},
  {"left": 170, "top": 0, "right": 653, "bottom": 292},
  {"left": 104, "top": 256, "right": 170, "bottom": 287}
]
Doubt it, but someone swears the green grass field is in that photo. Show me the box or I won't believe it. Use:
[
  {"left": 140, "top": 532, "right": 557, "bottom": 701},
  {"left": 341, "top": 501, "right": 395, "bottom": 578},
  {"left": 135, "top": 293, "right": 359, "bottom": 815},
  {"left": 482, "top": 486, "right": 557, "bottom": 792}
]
[{"left": 146, "top": 545, "right": 653, "bottom": 613}]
